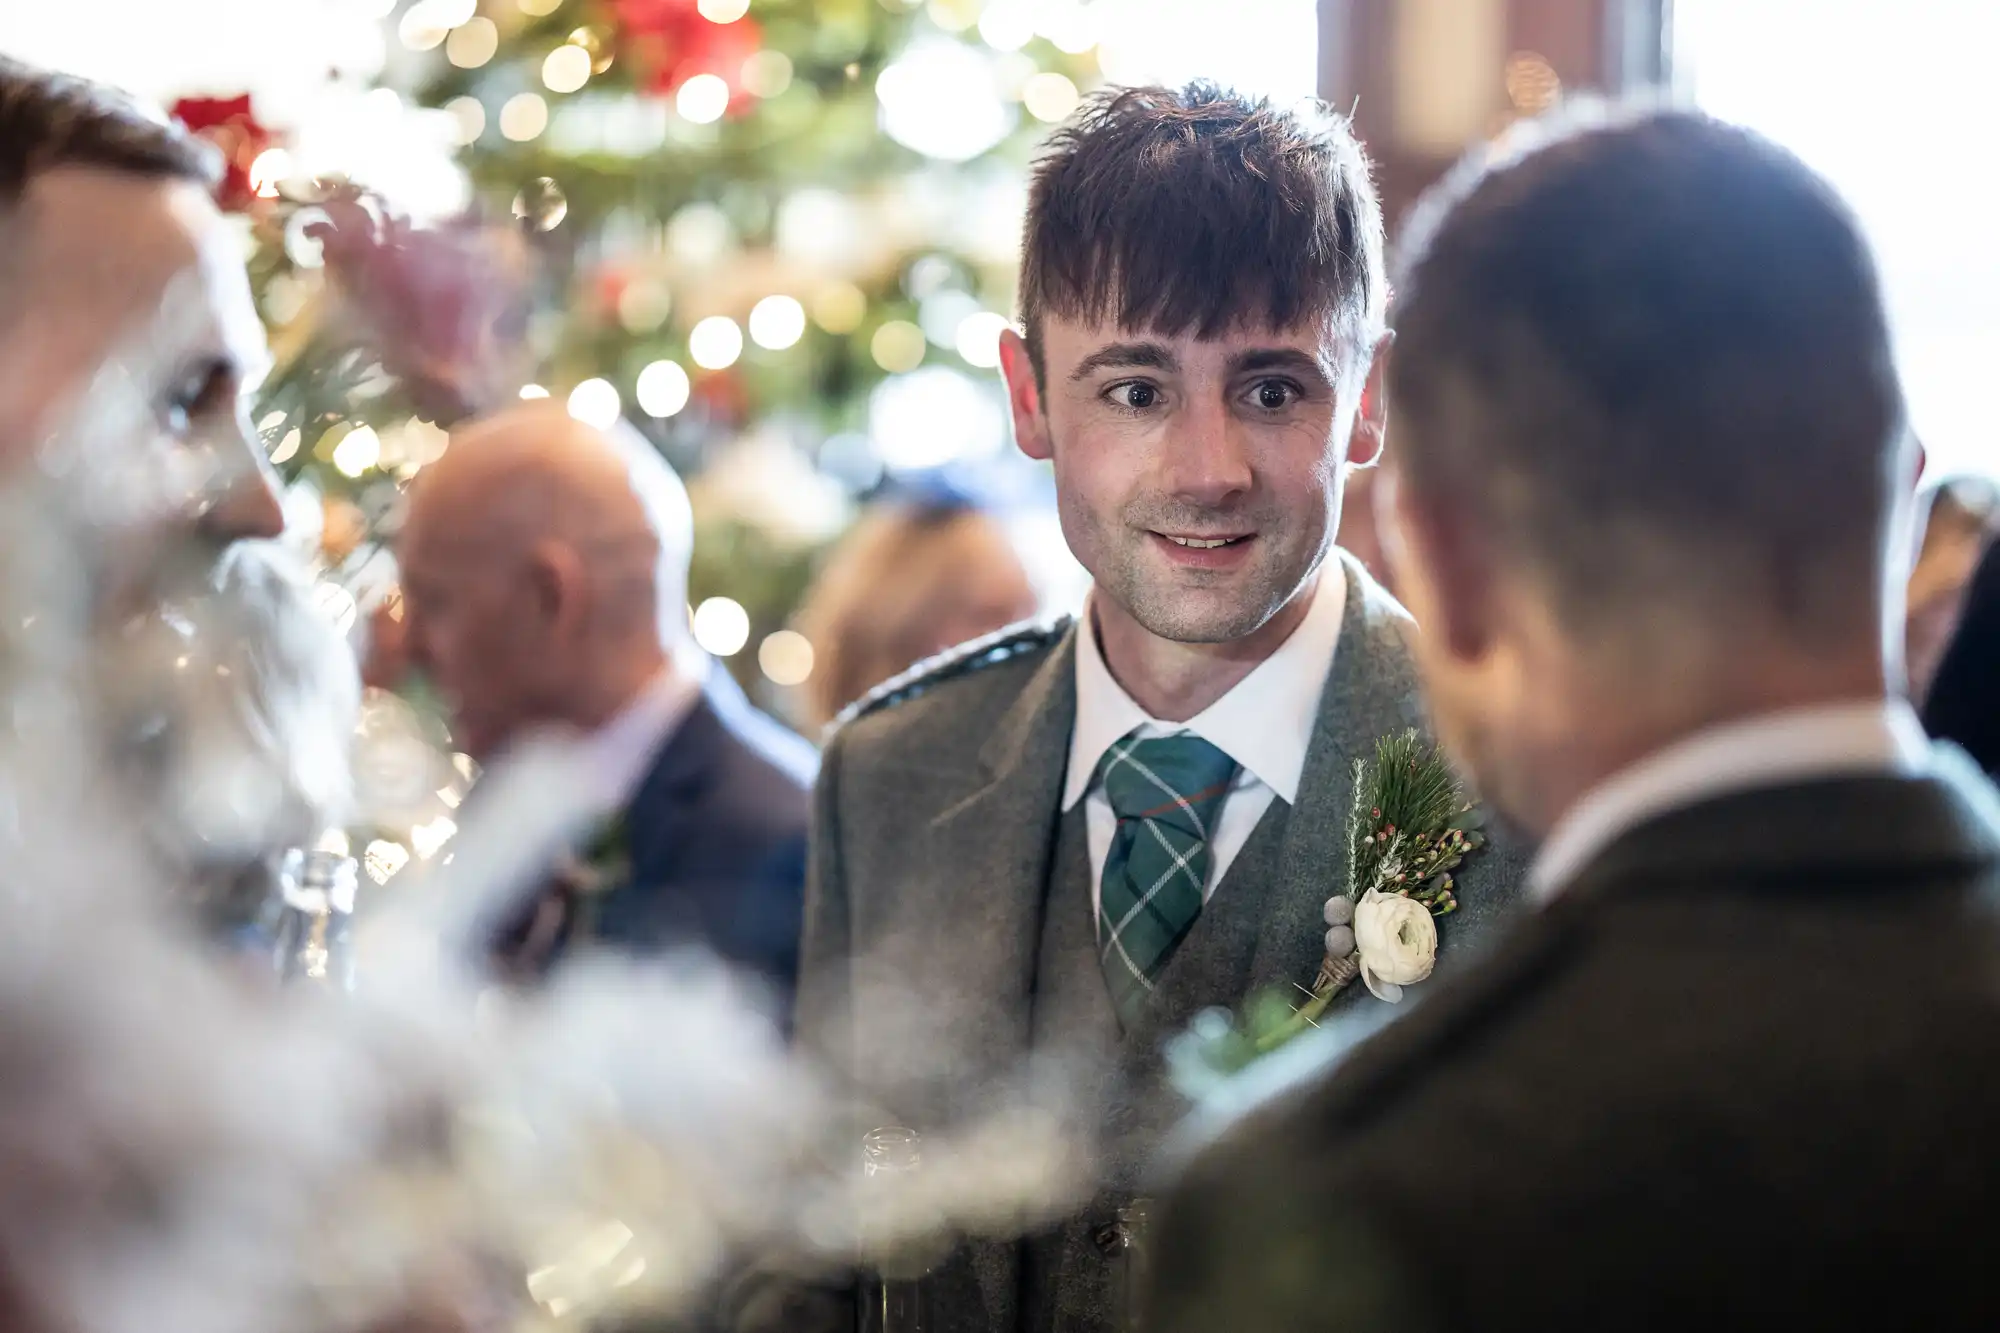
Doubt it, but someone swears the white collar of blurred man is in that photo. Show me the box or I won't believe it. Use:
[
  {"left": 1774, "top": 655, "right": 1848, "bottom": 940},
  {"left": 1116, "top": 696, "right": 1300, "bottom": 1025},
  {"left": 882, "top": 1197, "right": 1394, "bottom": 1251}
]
[
  {"left": 571, "top": 662, "right": 705, "bottom": 820},
  {"left": 1527, "top": 698, "right": 1933, "bottom": 903},
  {"left": 1064, "top": 558, "right": 1347, "bottom": 814}
]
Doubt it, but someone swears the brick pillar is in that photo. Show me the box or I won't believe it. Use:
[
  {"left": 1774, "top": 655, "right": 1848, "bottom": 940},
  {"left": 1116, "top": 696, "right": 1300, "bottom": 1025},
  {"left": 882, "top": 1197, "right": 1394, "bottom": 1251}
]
[{"left": 1320, "top": 0, "right": 1671, "bottom": 228}]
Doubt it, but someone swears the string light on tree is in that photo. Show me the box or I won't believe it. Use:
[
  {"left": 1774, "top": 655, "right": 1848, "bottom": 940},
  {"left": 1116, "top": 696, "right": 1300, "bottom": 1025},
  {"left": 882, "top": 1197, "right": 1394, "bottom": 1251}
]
[
  {"left": 758, "top": 630, "right": 815, "bottom": 686},
  {"left": 519, "top": 384, "right": 550, "bottom": 399},
  {"left": 1023, "top": 72, "right": 1081, "bottom": 123},
  {"left": 876, "top": 37, "right": 1013, "bottom": 162},
  {"left": 618, "top": 280, "right": 673, "bottom": 333},
  {"left": 978, "top": 0, "right": 1036, "bottom": 51},
  {"left": 567, "top": 378, "right": 622, "bottom": 429},
  {"left": 569, "top": 26, "right": 614, "bottom": 74},
  {"left": 444, "top": 95, "right": 486, "bottom": 144},
  {"left": 689, "top": 315, "right": 745, "bottom": 370},
  {"left": 748, "top": 295, "right": 807, "bottom": 351},
  {"left": 500, "top": 93, "right": 550, "bottom": 141},
  {"left": 676, "top": 74, "right": 732, "bottom": 125},
  {"left": 955, "top": 311, "right": 1012, "bottom": 368},
  {"left": 740, "top": 51, "right": 793, "bottom": 98},
  {"left": 1039, "top": 2, "right": 1098, "bottom": 54},
  {"left": 871, "top": 320, "right": 928, "bottom": 373},
  {"left": 927, "top": 0, "right": 981, "bottom": 32},
  {"left": 446, "top": 17, "right": 500, "bottom": 69},
  {"left": 697, "top": 0, "right": 751, "bottom": 21},
  {"left": 636, "top": 360, "right": 693, "bottom": 418},
  {"left": 691, "top": 597, "right": 752, "bottom": 657},
  {"left": 812, "top": 283, "right": 868, "bottom": 334},
  {"left": 543, "top": 44, "right": 593, "bottom": 94},
  {"left": 398, "top": 7, "right": 449, "bottom": 50}
]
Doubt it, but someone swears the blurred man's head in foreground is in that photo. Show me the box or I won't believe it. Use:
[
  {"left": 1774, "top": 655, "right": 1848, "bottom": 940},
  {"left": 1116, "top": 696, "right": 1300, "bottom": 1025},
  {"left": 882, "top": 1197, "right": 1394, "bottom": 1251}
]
[
  {"left": 0, "top": 59, "right": 343, "bottom": 894},
  {"left": 1381, "top": 107, "right": 1911, "bottom": 831},
  {"left": 0, "top": 59, "right": 286, "bottom": 605}
]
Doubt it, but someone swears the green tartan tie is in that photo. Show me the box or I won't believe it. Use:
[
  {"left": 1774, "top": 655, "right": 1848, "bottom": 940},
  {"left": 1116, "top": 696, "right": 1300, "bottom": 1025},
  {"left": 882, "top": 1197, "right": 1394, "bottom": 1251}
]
[{"left": 1096, "top": 731, "right": 1240, "bottom": 1025}]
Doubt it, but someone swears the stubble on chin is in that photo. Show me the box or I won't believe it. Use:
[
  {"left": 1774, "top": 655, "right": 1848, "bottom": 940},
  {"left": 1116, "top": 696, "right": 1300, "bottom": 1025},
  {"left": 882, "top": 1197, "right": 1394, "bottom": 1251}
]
[{"left": 1098, "top": 537, "right": 1309, "bottom": 646}]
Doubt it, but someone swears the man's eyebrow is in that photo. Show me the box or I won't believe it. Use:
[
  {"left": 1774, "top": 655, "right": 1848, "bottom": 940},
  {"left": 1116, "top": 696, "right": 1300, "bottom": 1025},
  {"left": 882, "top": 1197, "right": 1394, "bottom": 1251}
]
[
  {"left": 1068, "top": 341, "right": 1179, "bottom": 382},
  {"left": 1228, "top": 347, "right": 1335, "bottom": 386}
]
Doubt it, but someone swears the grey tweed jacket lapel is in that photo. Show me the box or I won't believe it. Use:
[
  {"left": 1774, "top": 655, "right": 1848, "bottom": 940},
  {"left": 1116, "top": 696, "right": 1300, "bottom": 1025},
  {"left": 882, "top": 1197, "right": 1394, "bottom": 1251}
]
[
  {"left": 907, "top": 626, "right": 1080, "bottom": 1112},
  {"left": 1244, "top": 550, "right": 1530, "bottom": 1032},
  {"left": 1245, "top": 551, "right": 1430, "bottom": 994}
]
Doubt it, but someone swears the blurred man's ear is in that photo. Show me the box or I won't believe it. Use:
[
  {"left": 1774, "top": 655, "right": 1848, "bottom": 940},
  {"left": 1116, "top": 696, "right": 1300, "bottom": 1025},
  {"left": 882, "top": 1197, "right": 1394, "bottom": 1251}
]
[
  {"left": 999, "top": 328, "right": 1053, "bottom": 463},
  {"left": 1345, "top": 335, "right": 1392, "bottom": 470},
  {"left": 525, "top": 541, "right": 588, "bottom": 640},
  {"left": 1378, "top": 463, "right": 1497, "bottom": 666}
]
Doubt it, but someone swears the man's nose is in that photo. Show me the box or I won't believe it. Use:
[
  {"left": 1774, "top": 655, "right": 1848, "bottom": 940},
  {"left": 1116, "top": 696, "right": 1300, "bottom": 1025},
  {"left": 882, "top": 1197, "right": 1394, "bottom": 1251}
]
[
  {"left": 200, "top": 462, "right": 286, "bottom": 542},
  {"left": 1161, "top": 399, "right": 1254, "bottom": 505}
]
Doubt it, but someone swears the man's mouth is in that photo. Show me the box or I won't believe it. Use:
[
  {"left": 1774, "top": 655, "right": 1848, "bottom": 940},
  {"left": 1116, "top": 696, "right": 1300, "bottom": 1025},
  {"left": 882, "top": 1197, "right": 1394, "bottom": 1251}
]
[{"left": 1157, "top": 533, "right": 1250, "bottom": 549}]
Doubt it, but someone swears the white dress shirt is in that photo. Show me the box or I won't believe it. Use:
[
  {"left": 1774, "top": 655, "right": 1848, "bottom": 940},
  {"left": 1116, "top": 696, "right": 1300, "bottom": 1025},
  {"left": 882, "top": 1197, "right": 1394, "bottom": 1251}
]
[
  {"left": 1528, "top": 699, "right": 1934, "bottom": 905},
  {"left": 1064, "top": 563, "right": 1348, "bottom": 931},
  {"left": 571, "top": 663, "right": 706, "bottom": 822}
]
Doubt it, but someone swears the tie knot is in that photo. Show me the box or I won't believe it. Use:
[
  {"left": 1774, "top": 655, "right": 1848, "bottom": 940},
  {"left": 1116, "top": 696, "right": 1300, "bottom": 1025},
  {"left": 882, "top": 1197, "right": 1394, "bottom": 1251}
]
[{"left": 1097, "top": 731, "right": 1240, "bottom": 836}]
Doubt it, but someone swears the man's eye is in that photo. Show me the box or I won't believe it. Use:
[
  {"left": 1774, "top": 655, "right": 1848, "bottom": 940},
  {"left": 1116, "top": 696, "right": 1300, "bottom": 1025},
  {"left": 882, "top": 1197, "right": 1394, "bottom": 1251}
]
[
  {"left": 1110, "top": 382, "right": 1159, "bottom": 410},
  {"left": 162, "top": 364, "right": 230, "bottom": 437},
  {"left": 1252, "top": 380, "right": 1300, "bottom": 410}
]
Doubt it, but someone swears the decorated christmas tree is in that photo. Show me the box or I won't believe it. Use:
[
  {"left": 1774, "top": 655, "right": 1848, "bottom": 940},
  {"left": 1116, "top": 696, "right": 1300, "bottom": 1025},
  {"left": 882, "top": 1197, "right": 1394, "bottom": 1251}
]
[{"left": 179, "top": 0, "right": 1097, "bottom": 706}]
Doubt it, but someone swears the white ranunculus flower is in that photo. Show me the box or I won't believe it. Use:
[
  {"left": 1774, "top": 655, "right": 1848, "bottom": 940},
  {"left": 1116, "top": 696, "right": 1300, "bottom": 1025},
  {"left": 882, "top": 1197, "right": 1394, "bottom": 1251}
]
[{"left": 1353, "top": 888, "right": 1438, "bottom": 1003}]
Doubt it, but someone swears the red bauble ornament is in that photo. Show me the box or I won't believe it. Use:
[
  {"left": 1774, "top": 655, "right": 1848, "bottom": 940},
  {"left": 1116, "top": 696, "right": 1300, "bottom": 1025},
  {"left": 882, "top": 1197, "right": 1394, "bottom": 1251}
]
[
  {"left": 170, "top": 93, "right": 276, "bottom": 213},
  {"left": 610, "top": 0, "right": 762, "bottom": 107}
]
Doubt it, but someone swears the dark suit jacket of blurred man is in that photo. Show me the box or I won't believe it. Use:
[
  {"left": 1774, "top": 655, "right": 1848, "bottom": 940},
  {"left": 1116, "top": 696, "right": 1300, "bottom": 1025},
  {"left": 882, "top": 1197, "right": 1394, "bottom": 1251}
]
[
  {"left": 495, "top": 664, "right": 817, "bottom": 1014},
  {"left": 1146, "top": 748, "right": 2000, "bottom": 1333}
]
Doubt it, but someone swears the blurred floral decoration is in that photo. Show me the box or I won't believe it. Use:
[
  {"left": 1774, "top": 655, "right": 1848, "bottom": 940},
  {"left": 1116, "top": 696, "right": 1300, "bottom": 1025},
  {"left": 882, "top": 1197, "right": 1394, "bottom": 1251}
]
[{"left": 189, "top": 0, "right": 1095, "bottom": 728}]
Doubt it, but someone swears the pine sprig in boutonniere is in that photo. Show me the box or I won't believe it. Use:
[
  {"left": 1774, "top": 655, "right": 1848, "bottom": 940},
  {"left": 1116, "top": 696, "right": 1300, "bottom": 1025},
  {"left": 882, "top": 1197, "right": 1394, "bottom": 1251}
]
[
  {"left": 555, "top": 813, "right": 634, "bottom": 900},
  {"left": 1166, "top": 730, "right": 1486, "bottom": 1097}
]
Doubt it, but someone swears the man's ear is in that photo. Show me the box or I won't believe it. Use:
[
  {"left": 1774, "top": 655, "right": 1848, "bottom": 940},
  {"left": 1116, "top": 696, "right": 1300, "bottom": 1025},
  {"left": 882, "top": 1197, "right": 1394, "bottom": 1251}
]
[
  {"left": 524, "top": 540, "right": 587, "bottom": 638},
  {"left": 1345, "top": 334, "right": 1392, "bottom": 469},
  {"left": 999, "top": 327, "right": 1053, "bottom": 462},
  {"left": 1378, "top": 462, "right": 1495, "bottom": 666}
]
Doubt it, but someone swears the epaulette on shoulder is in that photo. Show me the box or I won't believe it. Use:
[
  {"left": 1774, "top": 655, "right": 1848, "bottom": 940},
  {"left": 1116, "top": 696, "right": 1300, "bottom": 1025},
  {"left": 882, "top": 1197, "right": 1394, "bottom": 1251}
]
[{"left": 830, "top": 615, "right": 1074, "bottom": 733}]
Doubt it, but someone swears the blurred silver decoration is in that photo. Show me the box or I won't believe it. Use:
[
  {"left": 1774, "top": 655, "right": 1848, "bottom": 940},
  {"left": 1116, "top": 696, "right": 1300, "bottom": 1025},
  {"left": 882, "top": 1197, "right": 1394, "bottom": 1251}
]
[
  {"left": 511, "top": 176, "right": 569, "bottom": 232},
  {"left": 860, "top": 1126, "right": 931, "bottom": 1333},
  {"left": 269, "top": 844, "right": 359, "bottom": 988},
  {"left": 1097, "top": 1197, "right": 1151, "bottom": 1333}
]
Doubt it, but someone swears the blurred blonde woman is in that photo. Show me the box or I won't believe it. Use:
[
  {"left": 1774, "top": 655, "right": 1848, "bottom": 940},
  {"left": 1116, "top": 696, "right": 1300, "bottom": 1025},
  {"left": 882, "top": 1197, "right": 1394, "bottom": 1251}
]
[{"left": 794, "top": 488, "right": 1039, "bottom": 733}]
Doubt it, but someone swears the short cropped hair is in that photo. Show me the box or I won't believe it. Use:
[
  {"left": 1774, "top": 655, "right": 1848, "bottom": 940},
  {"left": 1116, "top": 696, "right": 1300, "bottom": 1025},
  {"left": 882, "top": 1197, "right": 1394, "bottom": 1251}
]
[
  {"left": 1019, "top": 82, "right": 1386, "bottom": 384},
  {"left": 0, "top": 56, "right": 219, "bottom": 204},
  {"left": 1390, "top": 107, "right": 1905, "bottom": 645}
]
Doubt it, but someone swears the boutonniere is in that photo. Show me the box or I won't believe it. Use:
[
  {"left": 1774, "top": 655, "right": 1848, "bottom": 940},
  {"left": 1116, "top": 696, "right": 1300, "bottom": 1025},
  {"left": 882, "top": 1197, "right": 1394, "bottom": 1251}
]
[
  {"left": 1166, "top": 730, "right": 1487, "bottom": 1096},
  {"left": 552, "top": 813, "right": 633, "bottom": 898}
]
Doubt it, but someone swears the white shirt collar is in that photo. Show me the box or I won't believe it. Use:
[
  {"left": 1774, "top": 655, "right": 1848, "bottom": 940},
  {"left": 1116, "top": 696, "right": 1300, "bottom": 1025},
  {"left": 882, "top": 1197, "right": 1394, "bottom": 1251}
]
[
  {"left": 1528, "top": 698, "right": 1934, "bottom": 904},
  {"left": 1063, "top": 561, "right": 1347, "bottom": 811},
  {"left": 573, "top": 663, "right": 705, "bottom": 816}
]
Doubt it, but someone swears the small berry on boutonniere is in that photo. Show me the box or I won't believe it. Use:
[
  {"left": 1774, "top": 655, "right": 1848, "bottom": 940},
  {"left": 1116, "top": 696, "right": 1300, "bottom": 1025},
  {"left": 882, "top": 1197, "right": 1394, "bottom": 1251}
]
[{"left": 1165, "top": 730, "right": 1486, "bottom": 1097}]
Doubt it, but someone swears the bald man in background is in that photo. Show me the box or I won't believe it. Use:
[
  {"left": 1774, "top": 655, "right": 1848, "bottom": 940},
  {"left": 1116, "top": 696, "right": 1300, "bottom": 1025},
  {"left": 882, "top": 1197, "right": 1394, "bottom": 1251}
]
[{"left": 399, "top": 401, "right": 816, "bottom": 1007}]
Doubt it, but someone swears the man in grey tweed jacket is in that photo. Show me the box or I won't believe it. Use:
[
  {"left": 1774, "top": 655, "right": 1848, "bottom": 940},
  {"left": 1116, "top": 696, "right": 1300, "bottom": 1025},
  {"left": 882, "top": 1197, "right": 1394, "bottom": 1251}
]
[{"left": 772, "top": 85, "right": 1528, "bottom": 1333}]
